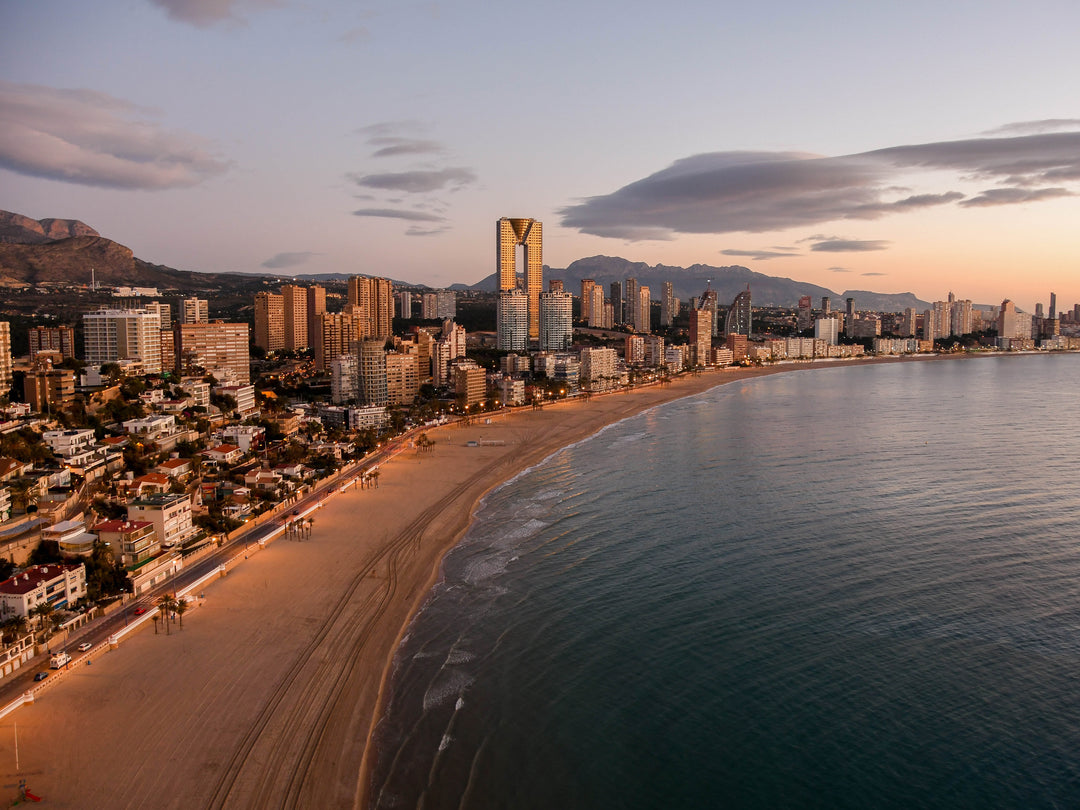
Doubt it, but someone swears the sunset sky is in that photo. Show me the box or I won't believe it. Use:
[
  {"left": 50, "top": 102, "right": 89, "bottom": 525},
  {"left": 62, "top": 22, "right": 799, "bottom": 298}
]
[{"left": 2, "top": 0, "right": 1079, "bottom": 311}]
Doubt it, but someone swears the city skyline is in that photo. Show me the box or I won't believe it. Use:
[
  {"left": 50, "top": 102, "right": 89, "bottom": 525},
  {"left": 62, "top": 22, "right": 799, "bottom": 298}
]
[{"left": 3, "top": 1, "right": 1080, "bottom": 311}]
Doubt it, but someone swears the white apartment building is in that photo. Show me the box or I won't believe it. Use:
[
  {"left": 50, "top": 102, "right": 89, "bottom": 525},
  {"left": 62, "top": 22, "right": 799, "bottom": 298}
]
[
  {"left": 127, "top": 494, "right": 196, "bottom": 549},
  {"left": 0, "top": 563, "right": 87, "bottom": 618},
  {"left": 580, "top": 347, "right": 619, "bottom": 391},
  {"left": 43, "top": 428, "right": 97, "bottom": 457},
  {"left": 83, "top": 308, "right": 163, "bottom": 374}
]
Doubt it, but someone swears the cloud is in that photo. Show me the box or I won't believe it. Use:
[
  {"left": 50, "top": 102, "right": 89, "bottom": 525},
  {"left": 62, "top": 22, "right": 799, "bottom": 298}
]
[
  {"left": 830, "top": 268, "right": 852, "bottom": 273},
  {"left": 352, "top": 208, "right": 445, "bottom": 222},
  {"left": 405, "top": 225, "right": 450, "bottom": 236},
  {"left": 0, "top": 80, "right": 228, "bottom": 189},
  {"left": 721, "top": 248, "right": 800, "bottom": 261},
  {"left": 560, "top": 130, "right": 1080, "bottom": 239},
  {"left": 148, "top": 0, "right": 281, "bottom": 27},
  {"left": 959, "top": 187, "right": 1072, "bottom": 207},
  {"left": 349, "top": 167, "right": 476, "bottom": 193},
  {"left": 983, "top": 119, "right": 1080, "bottom": 136},
  {"left": 262, "top": 251, "right": 319, "bottom": 269},
  {"left": 861, "top": 272, "right": 887, "bottom": 277},
  {"left": 369, "top": 138, "right": 444, "bottom": 158},
  {"left": 810, "top": 239, "right": 890, "bottom": 252}
]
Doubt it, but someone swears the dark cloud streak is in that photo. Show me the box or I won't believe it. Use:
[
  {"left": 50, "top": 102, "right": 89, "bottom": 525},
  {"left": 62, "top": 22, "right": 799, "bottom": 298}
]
[{"left": 560, "top": 130, "right": 1080, "bottom": 240}]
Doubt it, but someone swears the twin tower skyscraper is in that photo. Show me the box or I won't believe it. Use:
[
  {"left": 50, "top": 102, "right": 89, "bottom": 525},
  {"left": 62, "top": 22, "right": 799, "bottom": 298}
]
[{"left": 497, "top": 217, "right": 543, "bottom": 343}]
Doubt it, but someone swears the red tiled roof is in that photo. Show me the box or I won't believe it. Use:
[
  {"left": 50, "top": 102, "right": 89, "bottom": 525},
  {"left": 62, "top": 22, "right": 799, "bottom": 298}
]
[{"left": 0, "top": 564, "right": 81, "bottom": 595}]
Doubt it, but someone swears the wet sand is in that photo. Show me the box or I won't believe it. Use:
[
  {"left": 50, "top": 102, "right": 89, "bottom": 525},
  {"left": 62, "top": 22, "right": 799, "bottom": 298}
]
[{"left": 0, "top": 359, "right": 930, "bottom": 809}]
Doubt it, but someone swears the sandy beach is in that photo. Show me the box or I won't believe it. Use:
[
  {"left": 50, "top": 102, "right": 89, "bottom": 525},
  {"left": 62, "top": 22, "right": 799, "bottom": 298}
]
[{"left": 0, "top": 360, "right": 919, "bottom": 809}]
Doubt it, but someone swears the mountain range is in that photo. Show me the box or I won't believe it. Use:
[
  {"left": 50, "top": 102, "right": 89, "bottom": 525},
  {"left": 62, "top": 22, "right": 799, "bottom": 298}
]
[
  {"left": 469, "top": 255, "right": 932, "bottom": 312},
  {"left": 1, "top": 210, "right": 932, "bottom": 311}
]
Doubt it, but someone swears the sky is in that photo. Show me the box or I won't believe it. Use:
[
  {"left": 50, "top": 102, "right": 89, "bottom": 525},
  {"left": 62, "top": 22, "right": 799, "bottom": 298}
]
[{"left": 2, "top": 0, "right": 1079, "bottom": 311}]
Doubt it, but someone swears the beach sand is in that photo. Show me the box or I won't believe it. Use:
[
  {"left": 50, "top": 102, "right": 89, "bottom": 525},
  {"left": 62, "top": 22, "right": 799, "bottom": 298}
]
[{"left": 0, "top": 361, "right": 902, "bottom": 809}]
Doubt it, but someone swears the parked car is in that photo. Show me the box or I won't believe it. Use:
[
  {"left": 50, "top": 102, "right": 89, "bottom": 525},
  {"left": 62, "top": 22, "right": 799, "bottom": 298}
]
[
  {"left": 33, "top": 672, "right": 47, "bottom": 682},
  {"left": 77, "top": 642, "right": 92, "bottom": 652}
]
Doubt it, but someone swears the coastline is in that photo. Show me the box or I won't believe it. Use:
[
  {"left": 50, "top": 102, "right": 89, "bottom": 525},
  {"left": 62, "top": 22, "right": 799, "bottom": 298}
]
[{"left": 0, "top": 355, "right": 959, "bottom": 808}]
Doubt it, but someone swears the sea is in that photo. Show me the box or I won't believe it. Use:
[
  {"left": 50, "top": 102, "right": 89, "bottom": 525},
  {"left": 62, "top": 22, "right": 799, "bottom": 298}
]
[{"left": 369, "top": 353, "right": 1080, "bottom": 809}]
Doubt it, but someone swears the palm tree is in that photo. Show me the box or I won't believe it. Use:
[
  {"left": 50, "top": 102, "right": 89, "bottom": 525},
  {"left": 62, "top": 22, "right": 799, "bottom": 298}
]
[
  {"left": 174, "top": 595, "right": 189, "bottom": 629},
  {"left": 156, "top": 594, "right": 177, "bottom": 635},
  {"left": 369, "top": 469, "right": 380, "bottom": 489},
  {"left": 31, "top": 601, "right": 54, "bottom": 644},
  {"left": 304, "top": 517, "right": 314, "bottom": 539}
]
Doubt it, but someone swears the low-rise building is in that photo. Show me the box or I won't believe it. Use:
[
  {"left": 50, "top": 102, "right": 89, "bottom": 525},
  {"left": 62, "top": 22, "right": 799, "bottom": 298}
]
[
  {"left": 42, "top": 518, "right": 98, "bottom": 556},
  {"left": 93, "top": 519, "right": 159, "bottom": 565},
  {"left": 202, "top": 444, "right": 244, "bottom": 466},
  {"left": 127, "top": 493, "right": 196, "bottom": 549},
  {"left": 0, "top": 563, "right": 87, "bottom": 618}
]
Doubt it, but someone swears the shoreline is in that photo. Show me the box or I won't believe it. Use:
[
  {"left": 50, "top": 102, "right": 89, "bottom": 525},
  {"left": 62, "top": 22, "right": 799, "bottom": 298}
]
[{"left": 0, "top": 354, "right": 990, "bottom": 808}]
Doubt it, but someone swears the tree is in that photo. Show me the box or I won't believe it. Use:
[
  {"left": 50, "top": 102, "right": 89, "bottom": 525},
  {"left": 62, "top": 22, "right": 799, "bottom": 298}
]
[
  {"left": 31, "top": 601, "right": 54, "bottom": 643},
  {"left": 2, "top": 615, "right": 28, "bottom": 646},
  {"left": 156, "top": 593, "right": 177, "bottom": 635},
  {"left": 174, "top": 595, "right": 189, "bottom": 629}
]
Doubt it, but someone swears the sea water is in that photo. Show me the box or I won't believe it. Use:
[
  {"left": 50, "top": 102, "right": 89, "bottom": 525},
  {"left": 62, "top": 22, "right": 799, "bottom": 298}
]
[{"left": 370, "top": 354, "right": 1080, "bottom": 809}]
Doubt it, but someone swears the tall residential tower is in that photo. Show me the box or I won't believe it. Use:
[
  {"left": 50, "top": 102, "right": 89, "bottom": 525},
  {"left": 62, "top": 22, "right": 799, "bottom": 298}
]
[{"left": 497, "top": 218, "right": 543, "bottom": 342}]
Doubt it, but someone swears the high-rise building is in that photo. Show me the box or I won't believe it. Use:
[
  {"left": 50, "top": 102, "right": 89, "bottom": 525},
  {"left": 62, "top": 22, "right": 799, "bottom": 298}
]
[
  {"left": 698, "top": 284, "right": 719, "bottom": 337},
  {"left": 661, "top": 282, "right": 676, "bottom": 327},
  {"left": 497, "top": 290, "right": 529, "bottom": 351},
  {"left": 589, "top": 285, "right": 605, "bottom": 328},
  {"left": 950, "top": 299, "right": 973, "bottom": 337},
  {"left": 181, "top": 298, "right": 209, "bottom": 324},
  {"left": 357, "top": 339, "right": 388, "bottom": 406},
  {"left": 997, "top": 299, "right": 1020, "bottom": 339},
  {"left": 315, "top": 311, "right": 363, "bottom": 372},
  {"left": 624, "top": 278, "right": 639, "bottom": 325},
  {"left": 1049, "top": 292, "right": 1057, "bottom": 321},
  {"left": 497, "top": 218, "right": 543, "bottom": 342},
  {"left": 634, "top": 285, "right": 651, "bottom": 334},
  {"left": 83, "top": 309, "right": 163, "bottom": 374},
  {"left": 396, "top": 290, "right": 413, "bottom": 320},
  {"left": 580, "top": 347, "right": 618, "bottom": 391},
  {"left": 797, "top": 296, "right": 813, "bottom": 332},
  {"left": 549, "top": 280, "right": 564, "bottom": 293},
  {"left": 347, "top": 276, "right": 394, "bottom": 339},
  {"left": 539, "top": 291, "right": 572, "bottom": 351},
  {"left": 610, "top": 282, "right": 623, "bottom": 324},
  {"left": 385, "top": 352, "right": 420, "bottom": 405},
  {"left": 281, "top": 285, "right": 309, "bottom": 351},
  {"left": 726, "top": 288, "right": 752, "bottom": 337},
  {"left": 177, "top": 322, "right": 250, "bottom": 384},
  {"left": 844, "top": 297, "right": 855, "bottom": 339},
  {"left": 689, "top": 307, "right": 712, "bottom": 366},
  {"left": 901, "top": 307, "right": 917, "bottom": 338},
  {"left": 815, "top": 317, "right": 839, "bottom": 345},
  {"left": 144, "top": 302, "right": 171, "bottom": 330},
  {"left": 307, "top": 284, "right": 326, "bottom": 349},
  {"left": 0, "top": 322, "right": 11, "bottom": 391},
  {"left": 330, "top": 355, "right": 358, "bottom": 405},
  {"left": 421, "top": 293, "right": 438, "bottom": 319},
  {"left": 821, "top": 297, "right": 831, "bottom": 317},
  {"left": 581, "top": 279, "right": 596, "bottom": 323},
  {"left": 24, "top": 356, "right": 75, "bottom": 414},
  {"left": 625, "top": 334, "right": 644, "bottom": 365},
  {"left": 436, "top": 290, "right": 457, "bottom": 320},
  {"left": 29, "top": 326, "right": 75, "bottom": 360},
  {"left": 254, "top": 292, "right": 285, "bottom": 352}
]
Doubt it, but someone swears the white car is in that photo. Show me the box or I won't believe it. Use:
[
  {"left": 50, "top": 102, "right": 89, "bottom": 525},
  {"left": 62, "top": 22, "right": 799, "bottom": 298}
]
[{"left": 77, "top": 642, "right": 92, "bottom": 652}]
